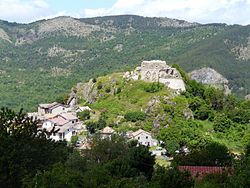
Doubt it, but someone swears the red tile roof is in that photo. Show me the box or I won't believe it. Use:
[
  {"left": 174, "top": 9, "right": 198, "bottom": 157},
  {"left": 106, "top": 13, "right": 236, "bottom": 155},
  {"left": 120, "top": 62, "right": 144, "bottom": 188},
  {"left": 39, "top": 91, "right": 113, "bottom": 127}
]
[
  {"left": 178, "top": 166, "right": 225, "bottom": 178},
  {"left": 50, "top": 116, "right": 68, "bottom": 126}
]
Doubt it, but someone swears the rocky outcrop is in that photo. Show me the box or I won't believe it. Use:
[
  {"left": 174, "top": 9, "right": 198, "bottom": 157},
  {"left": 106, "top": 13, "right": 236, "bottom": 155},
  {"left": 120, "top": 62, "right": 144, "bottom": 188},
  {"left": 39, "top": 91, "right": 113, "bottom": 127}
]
[
  {"left": 157, "top": 17, "right": 198, "bottom": 28},
  {"left": 245, "top": 94, "right": 250, "bottom": 100},
  {"left": 124, "top": 60, "right": 186, "bottom": 92},
  {"left": 15, "top": 17, "right": 117, "bottom": 46},
  {"left": 189, "top": 67, "right": 230, "bottom": 94},
  {"left": 77, "top": 79, "right": 98, "bottom": 104},
  {"left": 38, "top": 17, "right": 101, "bottom": 38},
  {"left": 0, "top": 28, "right": 11, "bottom": 43},
  {"left": 230, "top": 37, "right": 250, "bottom": 61}
]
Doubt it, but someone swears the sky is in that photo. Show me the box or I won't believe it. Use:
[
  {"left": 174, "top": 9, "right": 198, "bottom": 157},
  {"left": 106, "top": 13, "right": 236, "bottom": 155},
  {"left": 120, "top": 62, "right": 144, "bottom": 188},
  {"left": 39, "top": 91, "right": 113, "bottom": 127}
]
[{"left": 0, "top": 0, "right": 250, "bottom": 25}]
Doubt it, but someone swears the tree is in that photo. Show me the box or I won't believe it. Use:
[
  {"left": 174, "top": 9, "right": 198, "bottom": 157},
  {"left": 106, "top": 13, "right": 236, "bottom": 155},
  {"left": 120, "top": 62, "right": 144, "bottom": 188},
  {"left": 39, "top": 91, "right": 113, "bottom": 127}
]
[
  {"left": 0, "top": 108, "right": 71, "bottom": 187},
  {"left": 127, "top": 144, "right": 155, "bottom": 180},
  {"left": 150, "top": 166, "right": 194, "bottom": 188},
  {"left": 213, "top": 113, "right": 233, "bottom": 133},
  {"left": 124, "top": 111, "right": 146, "bottom": 122},
  {"left": 77, "top": 110, "right": 90, "bottom": 121},
  {"left": 173, "top": 142, "right": 232, "bottom": 167}
]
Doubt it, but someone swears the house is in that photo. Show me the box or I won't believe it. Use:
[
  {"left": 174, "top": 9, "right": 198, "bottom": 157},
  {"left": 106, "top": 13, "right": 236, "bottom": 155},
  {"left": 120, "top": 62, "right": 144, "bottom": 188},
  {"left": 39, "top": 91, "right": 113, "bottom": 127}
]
[
  {"left": 76, "top": 106, "right": 92, "bottom": 113},
  {"left": 42, "top": 112, "right": 78, "bottom": 142},
  {"left": 38, "top": 102, "right": 66, "bottom": 116},
  {"left": 58, "top": 112, "right": 78, "bottom": 124},
  {"left": 130, "top": 129, "right": 158, "bottom": 147},
  {"left": 99, "top": 126, "right": 115, "bottom": 139}
]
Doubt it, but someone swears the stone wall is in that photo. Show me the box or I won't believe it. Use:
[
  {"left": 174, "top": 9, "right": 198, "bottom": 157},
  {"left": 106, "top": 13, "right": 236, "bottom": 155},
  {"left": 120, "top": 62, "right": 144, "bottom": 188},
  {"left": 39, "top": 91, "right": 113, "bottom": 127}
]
[{"left": 124, "top": 60, "right": 186, "bottom": 92}]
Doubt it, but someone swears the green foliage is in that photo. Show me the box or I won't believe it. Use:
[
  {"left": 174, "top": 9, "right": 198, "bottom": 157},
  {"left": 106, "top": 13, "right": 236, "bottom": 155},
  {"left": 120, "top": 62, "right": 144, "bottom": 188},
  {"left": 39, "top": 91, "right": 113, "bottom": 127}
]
[
  {"left": 144, "top": 82, "right": 164, "bottom": 93},
  {"left": 55, "top": 93, "right": 69, "bottom": 104},
  {"left": 86, "top": 113, "right": 107, "bottom": 133},
  {"left": 158, "top": 119, "right": 210, "bottom": 154},
  {"left": 77, "top": 110, "right": 90, "bottom": 121},
  {"left": 0, "top": 108, "right": 71, "bottom": 187},
  {"left": 124, "top": 111, "right": 146, "bottom": 122},
  {"left": 150, "top": 166, "right": 194, "bottom": 188},
  {"left": 92, "top": 78, "right": 97, "bottom": 83},
  {"left": 70, "top": 135, "right": 78, "bottom": 145},
  {"left": 173, "top": 142, "right": 233, "bottom": 167},
  {"left": 227, "top": 156, "right": 250, "bottom": 188},
  {"left": 105, "top": 87, "right": 111, "bottom": 93},
  {"left": 213, "top": 113, "right": 233, "bottom": 133}
]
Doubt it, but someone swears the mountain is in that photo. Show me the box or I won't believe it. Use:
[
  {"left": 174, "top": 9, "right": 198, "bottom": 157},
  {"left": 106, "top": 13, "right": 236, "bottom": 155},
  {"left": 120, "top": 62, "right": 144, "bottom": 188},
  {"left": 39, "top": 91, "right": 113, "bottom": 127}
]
[{"left": 0, "top": 15, "right": 250, "bottom": 110}]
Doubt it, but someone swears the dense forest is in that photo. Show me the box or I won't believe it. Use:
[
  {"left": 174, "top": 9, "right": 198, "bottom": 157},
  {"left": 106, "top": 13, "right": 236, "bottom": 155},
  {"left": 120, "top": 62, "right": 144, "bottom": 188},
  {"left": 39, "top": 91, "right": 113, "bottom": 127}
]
[{"left": 0, "top": 15, "right": 250, "bottom": 110}]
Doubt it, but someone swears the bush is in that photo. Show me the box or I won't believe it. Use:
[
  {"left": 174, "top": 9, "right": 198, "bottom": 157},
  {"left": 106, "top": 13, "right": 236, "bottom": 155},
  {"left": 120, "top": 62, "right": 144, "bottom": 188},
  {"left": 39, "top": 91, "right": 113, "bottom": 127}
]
[
  {"left": 124, "top": 111, "right": 146, "bottom": 122},
  {"left": 213, "top": 113, "right": 233, "bottom": 133},
  {"left": 92, "top": 78, "right": 97, "bottom": 83},
  {"left": 71, "top": 135, "right": 78, "bottom": 145},
  {"left": 97, "top": 83, "right": 103, "bottom": 90},
  {"left": 105, "top": 87, "right": 111, "bottom": 93},
  {"left": 77, "top": 110, "right": 90, "bottom": 121},
  {"left": 144, "top": 82, "right": 164, "bottom": 93}
]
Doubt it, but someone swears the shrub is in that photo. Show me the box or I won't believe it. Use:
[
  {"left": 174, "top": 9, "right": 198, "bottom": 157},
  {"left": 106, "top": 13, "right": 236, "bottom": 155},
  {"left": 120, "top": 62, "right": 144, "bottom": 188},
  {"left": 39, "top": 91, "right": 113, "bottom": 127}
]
[
  {"left": 105, "top": 87, "right": 111, "bottom": 93},
  {"left": 71, "top": 135, "right": 78, "bottom": 145},
  {"left": 144, "top": 82, "right": 164, "bottom": 93},
  {"left": 124, "top": 111, "right": 146, "bottom": 122},
  {"left": 92, "top": 78, "right": 97, "bottom": 83},
  {"left": 97, "top": 83, "right": 103, "bottom": 90},
  {"left": 77, "top": 110, "right": 90, "bottom": 121}
]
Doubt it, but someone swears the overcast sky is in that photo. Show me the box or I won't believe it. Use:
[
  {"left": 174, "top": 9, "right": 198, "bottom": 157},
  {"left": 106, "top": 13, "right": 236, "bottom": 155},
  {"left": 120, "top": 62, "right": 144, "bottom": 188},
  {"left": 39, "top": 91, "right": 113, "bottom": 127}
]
[{"left": 0, "top": 0, "right": 250, "bottom": 25}]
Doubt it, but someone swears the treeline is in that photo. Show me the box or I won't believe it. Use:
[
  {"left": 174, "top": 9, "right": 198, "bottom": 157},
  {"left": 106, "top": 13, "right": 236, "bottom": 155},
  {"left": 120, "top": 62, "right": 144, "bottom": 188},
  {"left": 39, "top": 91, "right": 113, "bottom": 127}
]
[{"left": 1, "top": 107, "right": 250, "bottom": 187}]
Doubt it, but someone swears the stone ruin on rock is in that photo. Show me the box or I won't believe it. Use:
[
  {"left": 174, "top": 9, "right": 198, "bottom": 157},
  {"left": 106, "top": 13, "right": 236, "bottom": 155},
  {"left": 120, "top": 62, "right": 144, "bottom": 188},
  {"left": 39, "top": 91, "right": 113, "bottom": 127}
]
[{"left": 124, "top": 60, "right": 186, "bottom": 92}]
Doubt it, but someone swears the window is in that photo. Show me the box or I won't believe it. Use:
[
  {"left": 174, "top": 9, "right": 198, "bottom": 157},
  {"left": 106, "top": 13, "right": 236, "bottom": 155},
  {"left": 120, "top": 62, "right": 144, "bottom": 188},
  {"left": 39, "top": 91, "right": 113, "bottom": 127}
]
[
  {"left": 138, "top": 136, "right": 140, "bottom": 140},
  {"left": 72, "top": 120, "right": 74, "bottom": 124},
  {"left": 63, "top": 108, "right": 65, "bottom": 110},
  {"left": 146, "top": 136, "right": 148, "bottom": 139},
  {"left": 53, "top": 133, "right": 56, "bottom": 136}
]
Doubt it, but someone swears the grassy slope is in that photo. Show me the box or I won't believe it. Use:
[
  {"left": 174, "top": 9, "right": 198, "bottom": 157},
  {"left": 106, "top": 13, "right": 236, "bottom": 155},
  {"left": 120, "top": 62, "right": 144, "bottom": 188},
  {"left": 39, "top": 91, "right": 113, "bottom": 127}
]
[{"left": 80, "top": 73, "right": 248, "bottom": 152}]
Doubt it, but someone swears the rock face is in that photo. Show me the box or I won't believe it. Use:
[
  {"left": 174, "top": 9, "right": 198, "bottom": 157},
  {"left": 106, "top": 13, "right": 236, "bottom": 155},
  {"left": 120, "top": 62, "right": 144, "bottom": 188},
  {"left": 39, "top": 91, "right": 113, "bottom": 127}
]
[
  {"left": 245, "top": 94, "right": 250, "bottom": 100},
  {"left": 0, "top": 28, "right": 11, "bottom": 43},
  {"left": 189, "top": 67, "right": 230, "bottom": 93},
  {"left": 124, "top": 60, "right": 186, "bottom": 92}
]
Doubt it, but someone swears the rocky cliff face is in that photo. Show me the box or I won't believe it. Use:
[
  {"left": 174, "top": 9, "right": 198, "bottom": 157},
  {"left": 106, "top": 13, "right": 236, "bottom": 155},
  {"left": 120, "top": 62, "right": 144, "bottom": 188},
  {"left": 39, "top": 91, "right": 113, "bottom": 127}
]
[{"left": 189, "top": 67, "right": 230, "bottom": 93}]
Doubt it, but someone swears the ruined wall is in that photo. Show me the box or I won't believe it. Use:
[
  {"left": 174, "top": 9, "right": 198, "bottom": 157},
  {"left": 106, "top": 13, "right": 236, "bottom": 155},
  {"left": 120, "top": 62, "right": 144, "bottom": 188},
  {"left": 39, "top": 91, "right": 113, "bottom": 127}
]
[{"left": 124, "top": 60, "right": 186, "bottom": 92}]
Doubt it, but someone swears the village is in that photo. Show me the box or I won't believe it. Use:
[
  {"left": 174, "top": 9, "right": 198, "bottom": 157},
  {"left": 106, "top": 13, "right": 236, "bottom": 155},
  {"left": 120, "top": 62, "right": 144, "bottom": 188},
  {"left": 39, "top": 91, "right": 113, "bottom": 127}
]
[
  {"left": 25, "top": 60, "right": 232, "bottom": 180},
  {"left": 27, "top": 60, "right": 188, "bottom": 159},
  {"left": 28, "top": 99, "right": 169, "bottom": 159}
]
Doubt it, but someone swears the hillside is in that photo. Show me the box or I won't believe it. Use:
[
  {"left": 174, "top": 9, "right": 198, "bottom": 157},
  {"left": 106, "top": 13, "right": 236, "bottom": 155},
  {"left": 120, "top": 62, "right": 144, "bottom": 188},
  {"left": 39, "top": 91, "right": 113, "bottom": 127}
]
[
  {"left": 0, "top": 15, "right": 250, "bottom": 110},
  {"left": 74, "top": 70, "right": 250, "bottom": 152}
]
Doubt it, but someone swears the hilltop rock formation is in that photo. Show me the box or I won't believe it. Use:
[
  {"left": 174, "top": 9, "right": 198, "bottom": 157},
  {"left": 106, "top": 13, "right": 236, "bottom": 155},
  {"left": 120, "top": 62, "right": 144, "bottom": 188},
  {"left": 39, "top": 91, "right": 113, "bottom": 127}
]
[
  {"left": 189, "top": 67, "right": 230, "bottom": 94},
  {"left": 0, "top": 28, "right": 11, "bottom": 43},
  {"left": 124, "top": 60, "right": 186, "bottom": 92}
]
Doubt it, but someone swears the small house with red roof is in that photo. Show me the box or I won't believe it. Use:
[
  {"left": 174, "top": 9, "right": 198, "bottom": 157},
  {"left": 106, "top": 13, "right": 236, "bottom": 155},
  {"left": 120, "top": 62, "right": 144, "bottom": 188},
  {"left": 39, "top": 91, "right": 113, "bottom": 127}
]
[{"left": 42, "top": 112, "right": 78, "bottom": 141}]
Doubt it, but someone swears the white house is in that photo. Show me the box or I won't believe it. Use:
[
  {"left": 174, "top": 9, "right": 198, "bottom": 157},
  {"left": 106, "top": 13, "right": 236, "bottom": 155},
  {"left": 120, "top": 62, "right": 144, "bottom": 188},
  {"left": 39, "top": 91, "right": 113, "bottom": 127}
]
[
  {"left": 38, "top": 102, "right": 66, "bottom": 116},
  {"left": 130, "top": 129, "right": 158, "bottom": 147},
  {"left": 99, "top": 126, "right": 115, "bottom": 139},
  {"left": 58, "top": 113, "right": 78, "bottom": 124},
  {"left": 42, "top": 113, "right": 78, "bottom": 142},
  {"left": 76, "top": 106, "right": 92, "bottom": 113}
]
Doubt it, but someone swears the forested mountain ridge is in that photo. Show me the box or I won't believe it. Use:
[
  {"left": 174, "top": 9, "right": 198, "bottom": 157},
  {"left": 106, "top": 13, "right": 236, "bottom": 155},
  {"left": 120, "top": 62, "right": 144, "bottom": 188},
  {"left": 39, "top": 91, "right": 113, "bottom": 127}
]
[{"left": 0, "top": 15, "right": 250, "bottom": 110}]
